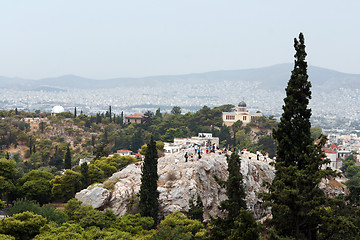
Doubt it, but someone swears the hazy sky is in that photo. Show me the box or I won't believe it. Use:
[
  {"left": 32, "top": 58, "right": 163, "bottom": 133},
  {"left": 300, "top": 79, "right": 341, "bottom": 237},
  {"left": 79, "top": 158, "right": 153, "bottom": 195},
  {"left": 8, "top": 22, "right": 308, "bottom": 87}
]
[{"left": 0, "top": 0, "right": 359, "bottom": 79}]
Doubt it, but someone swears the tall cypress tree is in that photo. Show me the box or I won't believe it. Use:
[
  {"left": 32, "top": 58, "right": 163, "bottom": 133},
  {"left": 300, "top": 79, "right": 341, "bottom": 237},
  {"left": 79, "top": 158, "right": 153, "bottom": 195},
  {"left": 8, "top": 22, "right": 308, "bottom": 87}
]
[
  {"left": 109, "top": 105, "right": 112, "bottom": 122},
  {"left": 80, "top": 162, "right": 90, "bottom": 189},
  {"left": 120, "top": 111, "right": 124, "bottom": 127},
  {"left": 74, "top": 107, "right": 77, "bottom": 118},
  {"left": 210, "top": 152, "right": 258, "bottom": 240},
  {"left": 139, "top": 136, "right": 159, "bottom": 225},
  {"left": 263, "top": 33, "right": 335, "bottom": 239},
  {"left": 220, "top": 152, "right": 247, "bottom": 220},
  {"left": 64, "top": 146, "right": 72, "bottom": 169}
]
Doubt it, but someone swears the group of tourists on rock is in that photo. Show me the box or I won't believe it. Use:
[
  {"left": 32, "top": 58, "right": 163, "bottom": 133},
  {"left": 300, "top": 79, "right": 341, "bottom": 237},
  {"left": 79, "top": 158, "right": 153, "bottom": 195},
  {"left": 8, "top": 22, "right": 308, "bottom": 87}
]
[
  {"left": 183, "top": 142, "right": 220, "bottom": 162},
  {"left": 183, "top": 143, "right": 272, "bottom": 163}
]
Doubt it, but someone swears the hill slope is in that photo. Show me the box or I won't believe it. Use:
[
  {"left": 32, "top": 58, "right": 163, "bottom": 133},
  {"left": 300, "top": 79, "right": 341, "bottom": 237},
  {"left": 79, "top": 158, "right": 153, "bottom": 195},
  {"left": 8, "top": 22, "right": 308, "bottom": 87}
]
[{"left": 1, "top": 64, "right": 360, "bottom": 91}]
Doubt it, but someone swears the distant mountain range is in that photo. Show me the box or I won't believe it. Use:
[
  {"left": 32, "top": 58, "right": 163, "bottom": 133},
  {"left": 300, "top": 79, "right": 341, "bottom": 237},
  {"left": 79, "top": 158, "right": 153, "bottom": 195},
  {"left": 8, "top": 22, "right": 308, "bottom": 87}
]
[{"left": 1, "top": 63, "right": 360, "bottom": 91}]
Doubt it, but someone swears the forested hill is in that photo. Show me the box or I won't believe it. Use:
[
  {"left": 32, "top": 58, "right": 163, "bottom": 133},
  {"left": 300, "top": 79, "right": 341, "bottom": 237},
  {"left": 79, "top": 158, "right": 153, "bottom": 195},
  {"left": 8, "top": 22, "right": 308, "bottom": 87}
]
[{"left": 1, "top": 64, "right": 360, "bottom": 90}]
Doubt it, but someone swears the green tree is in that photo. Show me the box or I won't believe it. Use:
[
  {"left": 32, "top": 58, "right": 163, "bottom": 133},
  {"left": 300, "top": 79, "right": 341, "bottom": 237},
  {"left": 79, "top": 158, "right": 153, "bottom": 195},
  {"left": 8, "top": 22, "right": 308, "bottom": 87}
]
[
  {"left": 80, "top": 162, "right": 90, "bottom": 189},
  {"left": 186, "top": 195, "right": 204, "bottom": 222},
  {"left": 153, "top": 211, "right": 205, "bottom": 240},
  {"left": 88, "top": 164, "right": 105, "bottom": 184},
  {"left": 345, "top": 173, "right": 360, "bottom": 205},
  {"left": 94, "top": 143, "right": 109, "bottom": 160},
  {"left": 235, "top": 129, "right": 252, "bottom": 151},
  {"left": 0, "top": 211, "right": 47, "bottom": 240},
  {"left": 0, "top": 234, "right": 14, "bottom": 240},
  {"left": 112, "top": 213, "right": 154, "bottom": 237},
  {"left": 219, "top": 125, "right": 232, "bottom": 147},
  {"left": 310, "top": 126, "right": 322, "bottom": 140},
  {"left": 232, "top": 120, "right": 243, "bottom": 133},
  {"left": 18, "top": 170, "right": 54, "bottom": 204},
  {"left": 64, "top": 146, "right": 71, "bottom": 169},
  {"left": 0, "top": 158, "right": 17, "bottom": 202},
  {"left": 258, "top": 135, "right": 277, "bottom": 158},
  {"left": 39, "top": 122, "right": 47, "bottom": 133},
  {"left": 171, "top": 106, "right": 181, "bottom": 115},
  {"left": 9, "top": 199, "right": 67, "bottom": 225},
  {"left": 210, "top": 152, "right": 258, "bottom": 240},
  {"left": 139, "top": 136, "right": 159, "bottom": 225},
  {"left": 341, "top": 155, "right": 357, "bottom": 178},
  {"left": 32, "top": 223, "right": 85, "bottom": 240},
  {"left": 263, "top": 33, "right": 336, "bottom": 240},
  {"left": 155, "top": 108, "right": 162, "bottom": 118},
  {"left": 220, "top": 152, "right": 247, "bottom": 220},
  {"left": 51, "top": 170, "right": 81, "bottom": 202}
]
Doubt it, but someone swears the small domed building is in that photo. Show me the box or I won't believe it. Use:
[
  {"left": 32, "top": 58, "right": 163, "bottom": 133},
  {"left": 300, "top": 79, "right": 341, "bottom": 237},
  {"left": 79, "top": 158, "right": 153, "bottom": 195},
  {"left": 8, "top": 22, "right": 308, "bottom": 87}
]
[
  {"left": 51, "top": 105, "right": 65, "bottom": 116},
  {"left": 222, "top": 101, "right": 262, "bottom": 126}
]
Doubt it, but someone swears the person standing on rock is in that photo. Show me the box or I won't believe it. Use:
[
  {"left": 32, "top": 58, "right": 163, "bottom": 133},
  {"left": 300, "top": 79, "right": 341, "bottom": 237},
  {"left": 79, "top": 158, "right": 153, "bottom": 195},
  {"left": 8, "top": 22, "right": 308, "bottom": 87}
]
[{"left": 184, "top": 152, "right": 188, "bottom": 162}]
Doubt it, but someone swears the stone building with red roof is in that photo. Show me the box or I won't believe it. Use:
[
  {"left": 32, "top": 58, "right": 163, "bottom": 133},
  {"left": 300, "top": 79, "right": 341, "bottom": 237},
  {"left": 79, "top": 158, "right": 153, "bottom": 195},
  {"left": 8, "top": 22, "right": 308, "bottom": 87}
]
[{"left": 125, "top": 113, "right": 145, "bottom": 124}]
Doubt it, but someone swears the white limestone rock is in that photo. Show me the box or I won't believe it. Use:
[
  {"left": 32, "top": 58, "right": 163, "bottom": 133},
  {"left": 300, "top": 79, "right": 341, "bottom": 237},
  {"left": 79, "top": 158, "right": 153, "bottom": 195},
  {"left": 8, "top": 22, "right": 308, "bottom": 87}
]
[
  {"left": 75, "top": 150, "right": 346, "bottom": 221},
  {"left": 75, "top": 184, "right": 110, "bottom": 209}
]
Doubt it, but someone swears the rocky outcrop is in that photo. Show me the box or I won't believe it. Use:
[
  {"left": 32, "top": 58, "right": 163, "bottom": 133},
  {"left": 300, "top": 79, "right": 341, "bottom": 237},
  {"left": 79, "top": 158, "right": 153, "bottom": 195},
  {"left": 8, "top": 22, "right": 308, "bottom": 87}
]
[
  {"left": 75, "top": 150, "right": 347, "bottom": 220},
  {"left": 75, "top": 184, "right": 111, "bottom": 209}
]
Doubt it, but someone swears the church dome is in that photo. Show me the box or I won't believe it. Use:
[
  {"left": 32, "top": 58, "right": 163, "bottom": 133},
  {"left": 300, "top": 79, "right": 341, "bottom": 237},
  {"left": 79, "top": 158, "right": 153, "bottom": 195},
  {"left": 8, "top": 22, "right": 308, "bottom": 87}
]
[
  {"left": 238, "top": 101, "right": 247, "bottom": 107},
  {"left": 51, "top": 105, "right": 65, "bottom": 114}
]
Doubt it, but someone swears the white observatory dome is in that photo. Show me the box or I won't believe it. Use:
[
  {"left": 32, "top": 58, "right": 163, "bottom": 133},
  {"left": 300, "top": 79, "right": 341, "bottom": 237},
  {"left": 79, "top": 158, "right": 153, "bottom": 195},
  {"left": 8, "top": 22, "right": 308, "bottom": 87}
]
[{"left": 51, "top": 105, "right": 65, "bottom": 114}]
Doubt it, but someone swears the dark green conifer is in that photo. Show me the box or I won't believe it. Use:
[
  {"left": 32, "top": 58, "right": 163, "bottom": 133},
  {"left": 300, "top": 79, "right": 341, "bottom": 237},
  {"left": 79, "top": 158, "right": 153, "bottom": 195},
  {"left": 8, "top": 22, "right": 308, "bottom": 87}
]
[
  {"left": 109, "top": 106, "right": 112, "bottom": 121},
  {"left": 120, "top": 111, "right": 124, "bottom": 127},
  {"left": 80, "top": 162, "right": 90, "bottom": 189},
  {"left": 64, "top": 146, "right": 72, "bottom": 169},
  {"left": 139, "top": 136, "right": 159, "bottom": 225},
  {"left": 74, "top": 107, "right": 77, "bottom": 118},
  {"left": 186, "top": 195, "right": 204, "bottom": 222},
  {"left": 263, "top": 33, "right": 335, "bottom": 239},
  {"left": 155, "top": 108, "right": 162, "bottom": 118},
  {"left": 219, "top": 152, "right": 247, "bottom": 220},
  {"left": 210, "top": 152, "right": 258, "bottom": 240}
]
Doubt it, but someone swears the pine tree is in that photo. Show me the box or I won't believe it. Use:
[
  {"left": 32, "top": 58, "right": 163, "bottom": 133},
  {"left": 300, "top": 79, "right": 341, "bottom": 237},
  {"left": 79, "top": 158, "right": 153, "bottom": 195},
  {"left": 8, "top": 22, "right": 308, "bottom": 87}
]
[
  {"left": 263, "top": 33, "right": 335, "bottom": 239},
  {"left": 210, "top": 152, "right": 258, "bottom": 240},
  {"left": 120, "top": 111, "right": 124, "bottom": 127},
  {"left": 64, "top": 146, "right": 72, "bottom": 169},
  {"left": 155, "top": 108, "right": 162, "bottom": 118},
  {"left": 74, "top": 107, "right": 77, "bottom": 118},
  {"left": 186, "top": 195, "right": 204, "bottom": 222},
  {"left": 80, "top": 162, "right": 90, "bottom": 189},
  {"left": 220, "top": 152, "right": 247, "bottom": 220},
  {"left": 139, "top": 136, "right": 159, "bottom": 225}
]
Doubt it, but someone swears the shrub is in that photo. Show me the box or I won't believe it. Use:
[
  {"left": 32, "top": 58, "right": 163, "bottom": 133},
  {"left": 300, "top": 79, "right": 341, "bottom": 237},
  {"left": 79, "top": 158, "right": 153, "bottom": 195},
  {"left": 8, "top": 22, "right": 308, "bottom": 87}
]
[
  {"left": 8, "top": 198, "right": 67, "bottom": 225},
  {"left": 0, "top": 211, "right": 46, "bottom": 240}
]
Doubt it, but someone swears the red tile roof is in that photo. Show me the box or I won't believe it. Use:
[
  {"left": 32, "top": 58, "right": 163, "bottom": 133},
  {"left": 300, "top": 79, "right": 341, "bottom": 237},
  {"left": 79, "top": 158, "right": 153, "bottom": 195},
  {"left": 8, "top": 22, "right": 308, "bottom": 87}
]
[
  {"left": 355, "top": 162, "right": 360, "bottom": 166},
  {"left": 330, "top": 144, "right": 338, "bottom": 149},
  {"left": 125, "top": 114, "right": 145, "bottom": 119},
  {"left": 323, "top": 148, "right": 337, "bottom": 154},
  {"left": 117, "top": 150, "right": 132, "bottom": 152}
]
